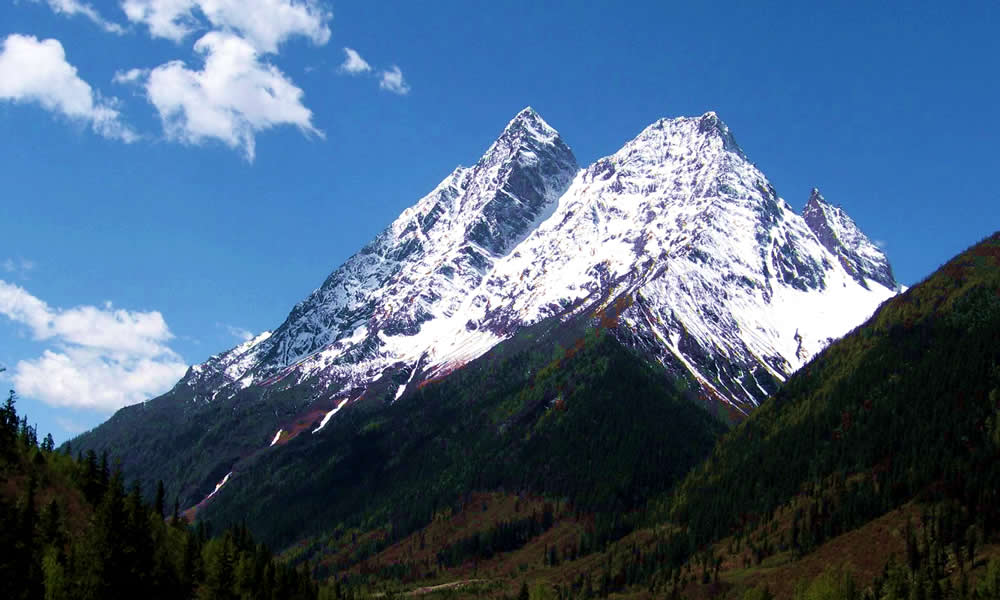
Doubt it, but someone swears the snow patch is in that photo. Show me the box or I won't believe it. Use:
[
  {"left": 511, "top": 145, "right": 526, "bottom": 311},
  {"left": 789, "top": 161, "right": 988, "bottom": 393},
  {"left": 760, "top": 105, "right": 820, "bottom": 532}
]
[
  {"left": 205, "top": 471, "right": 232, "bottom": 501},
  {"left": 312, "top": 397, "right": 350, "bottom": 434}
]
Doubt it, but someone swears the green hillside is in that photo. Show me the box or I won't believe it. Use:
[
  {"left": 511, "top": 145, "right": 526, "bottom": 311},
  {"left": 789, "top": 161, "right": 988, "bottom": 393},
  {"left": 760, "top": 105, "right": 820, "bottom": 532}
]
[
  {"left": 199, "top": 313, "right": 727, "bottom": 558},
  {"left": 295, "top": 232, "right": 1000, "bottom": 599},
  {"left": 0, "top": 381, "right": 328, "bottom": 600},
  {"left": 668, "top": 231, "right": 1000, "bottom": 549}
]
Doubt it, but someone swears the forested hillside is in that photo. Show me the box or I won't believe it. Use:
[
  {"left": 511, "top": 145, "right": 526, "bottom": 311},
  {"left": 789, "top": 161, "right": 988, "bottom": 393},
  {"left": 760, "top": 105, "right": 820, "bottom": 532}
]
[
  {"left": 198, "top": 310, "right": 728, "bottom": 557},
  {"left": 275, "top": 232, "right": 1000, "bottom": 599},
  {"left": 0, "top": 381, "right": 327, "bottom": 600},
  {"left": 667, "top": 231, "right": 1000, "bottom": 548},
  {"left": 12, "top": 232, "right": 1000, "bottom": 599}
]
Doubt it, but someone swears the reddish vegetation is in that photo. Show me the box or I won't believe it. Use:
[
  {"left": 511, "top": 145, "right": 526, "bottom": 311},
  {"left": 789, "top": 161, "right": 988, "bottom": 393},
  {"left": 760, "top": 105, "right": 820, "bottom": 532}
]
[
  {"left": 2, "top": 469, "right": 90, "bottom": 537},
  {"left": 272, "top": 408, "right": 331, "bottom": 446},
  {"left": 417, "top": 363, "right": 467, "bottom": 390}
]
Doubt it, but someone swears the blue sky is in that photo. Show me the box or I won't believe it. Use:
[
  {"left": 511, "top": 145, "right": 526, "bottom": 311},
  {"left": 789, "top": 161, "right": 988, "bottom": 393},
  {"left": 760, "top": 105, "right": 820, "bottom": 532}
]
[{"left": 1, "top": 0, "right": 997, "bottom": 442}]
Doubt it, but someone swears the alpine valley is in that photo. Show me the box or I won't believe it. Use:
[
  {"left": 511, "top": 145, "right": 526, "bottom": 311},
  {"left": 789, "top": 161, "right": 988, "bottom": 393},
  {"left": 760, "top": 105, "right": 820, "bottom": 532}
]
[{"left": 41, "top": 110, "right": 1000, "bottom": 599}]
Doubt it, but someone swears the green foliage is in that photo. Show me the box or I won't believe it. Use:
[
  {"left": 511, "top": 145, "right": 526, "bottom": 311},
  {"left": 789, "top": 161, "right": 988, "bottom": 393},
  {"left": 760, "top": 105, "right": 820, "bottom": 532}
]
[
  {"left": 197, "top": 320, "right": 724, "bottom": 560},
  {"left": 0, "top": 393, "right": 325, "bottom": 599},
  {"left": 977, "top": 558, "right": 1000, "bottom": 600},
  {"left": 793, "top": 567, "right": 858, "bottom": 600},
  {"left": 743, "top": 585, "right": 775, "bottom": 600},
  {"left": 435, "top": 505, "right": 555, "bottom": 568}
]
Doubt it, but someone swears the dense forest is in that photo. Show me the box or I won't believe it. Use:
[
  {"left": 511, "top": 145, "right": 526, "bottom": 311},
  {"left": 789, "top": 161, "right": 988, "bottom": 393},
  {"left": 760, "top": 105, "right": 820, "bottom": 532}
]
[{"left": 0, "top": 381, "right": 328, "bottom": 599}]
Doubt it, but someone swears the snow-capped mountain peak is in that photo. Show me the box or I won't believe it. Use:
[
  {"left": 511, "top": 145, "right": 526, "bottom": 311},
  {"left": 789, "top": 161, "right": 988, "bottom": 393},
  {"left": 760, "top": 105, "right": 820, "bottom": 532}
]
[
  {"left": 802, "top": 188, "right": 896, "bottom": 289},
  {"left": 179, "top": 109, "right": 899, "bottom": 418}
]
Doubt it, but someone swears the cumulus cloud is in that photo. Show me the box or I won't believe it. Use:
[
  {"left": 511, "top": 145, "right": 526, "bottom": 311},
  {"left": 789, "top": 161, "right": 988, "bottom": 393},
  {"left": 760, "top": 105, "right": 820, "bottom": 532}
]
[
  {"left": 0, "top": 34, "right": 137, "bottom": 141},
  {"left": 120, "top": 32, "right": 322, "bottom": 161},
  {"left": 121, "top": 0, "right": 332, "bottom": 53},
  {"left": 339, "top": 47, "right": 371, "bottom": 75},
  {"left": 378, "top": 65, "right": 410, "bottom": 95},
  {"left": 0, "top": 280, "right": 188, "bottom": 412},
  {"left": 32, "top": 0, "right": 126, "bottom": 34}
]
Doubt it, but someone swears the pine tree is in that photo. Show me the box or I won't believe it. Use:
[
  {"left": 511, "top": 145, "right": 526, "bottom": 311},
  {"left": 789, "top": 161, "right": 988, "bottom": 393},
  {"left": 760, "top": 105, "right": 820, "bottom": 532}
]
[
  {"left": 2, "top": 389, "right": 18, "bottom": 456},
  {"left": 16, "top": 474, "right": 43, "bottom": 600},
  {"left": 154, "top": 480, "right": 165, "bottom": 519},
  {"left": 518, "top": 581, "right": 530, "bottom": 600}
]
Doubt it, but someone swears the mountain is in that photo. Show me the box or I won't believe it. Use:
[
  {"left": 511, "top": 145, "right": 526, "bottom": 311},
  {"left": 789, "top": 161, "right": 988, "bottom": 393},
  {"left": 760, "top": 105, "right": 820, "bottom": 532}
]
[
  {"left": 802, "top": 187, "right": 896, "bottom": 289},
  {"left": 275, "top": 231, "right": 996, "bottom": 600},
  {"left": 70, "top": 108, "right": 899, "bottom": 541},
  {"left": 655, "top": 231, "right": 1000, "bottom": 595},
  {"left": 180, "top": 109, "right": 896, "bottom": 411}
]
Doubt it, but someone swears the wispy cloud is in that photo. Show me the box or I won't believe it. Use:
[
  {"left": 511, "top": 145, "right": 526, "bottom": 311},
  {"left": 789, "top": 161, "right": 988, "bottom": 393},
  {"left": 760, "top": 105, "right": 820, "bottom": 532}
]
[
  {"left": 0, "top": 280, "right": 188, "bottom": 412},
  {"left": 31, "top": 0, "right": 126, "bottom": 34},
  {"left": 339, "top": 47, "right": 371, "bottom": 75},
  {"left": 378, "top": 65, "right": 410, "bottom": 95},
  {"left": 2, "top": 258, "right": 36, "bottom": 278},
  {"left": 0, "top": 34, "right": 137, "bottom": 141},
  {"left": 221, "top": 323, "right": 255, "bottom": 342}
]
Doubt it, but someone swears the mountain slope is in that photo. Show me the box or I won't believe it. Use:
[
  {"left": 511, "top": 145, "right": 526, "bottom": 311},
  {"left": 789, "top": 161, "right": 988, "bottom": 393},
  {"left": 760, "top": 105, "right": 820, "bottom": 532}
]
[
  {"left": 317, "top": 232, "right": 1000, "bottom": 600},
  {"left": 802, "top": 188, "right": 896, "bottom": 289},
  {"left": 197, "top": 312, "right": 727, "bottom": 550},
  {"left": 70, "top": 108, "right": 899, "bottom": 537},
  {"left": 668, "top": 230, "right": 1000, "bottom": 550}
]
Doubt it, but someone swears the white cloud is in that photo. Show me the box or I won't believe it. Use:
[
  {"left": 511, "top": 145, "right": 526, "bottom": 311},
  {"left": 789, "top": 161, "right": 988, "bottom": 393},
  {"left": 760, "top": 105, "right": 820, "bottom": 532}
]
[
  {"left": 378, "top": 65, "right": 410, "bottom": 95},
  {"left": 32, "top": 0, "right": 127, "bottom": 34},
  {"left": 0, "top": 280, "right": 188, "bottom": 412},
  {"left": 121, "top": 0, "right": 332, "bottom": 53},
  {"left": 2, "top": 258, "right": 36, "bottom": 277},
  {"left": 0, "top": 34, "right": 137, "bottom": 141},
  {"left": 223, "top": 324, "right": 254, "bottom": 342},
  {"left": 339, "top": 47, "right": 371, "bottom": 75},
  {"left": 124, "top": 31, "right": 322, "bottom": 161},
  {"left": 113, "top": 68, "right": 147, "bottom": 84}
]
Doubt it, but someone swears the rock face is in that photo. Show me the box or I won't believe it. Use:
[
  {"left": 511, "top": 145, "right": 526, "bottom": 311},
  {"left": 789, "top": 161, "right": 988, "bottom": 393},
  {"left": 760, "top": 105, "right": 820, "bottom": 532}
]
[
  {"left": 802, "top": 188, "right": 896, "bottom": 289},
  {"left": 178, "top": 109, "right": 899, "bottom": 415}
]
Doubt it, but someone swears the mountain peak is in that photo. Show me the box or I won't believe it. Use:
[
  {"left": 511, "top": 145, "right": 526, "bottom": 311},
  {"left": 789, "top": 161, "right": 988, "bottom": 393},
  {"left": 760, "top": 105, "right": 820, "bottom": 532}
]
[
  {"left": 806, "top": 187, "right": 829, "bottom": 207},
  {"left": 463, "top": 108, "right": 577, "bottom": 254},
  {"left": 694, "top": 110, "right": 743, "bottom": 156},
  {"left": 498, "top": 106, "right": 561, "bottom": 145},
  {"left": 802, "top": 189, "right": 896, "bottom": 290}
]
